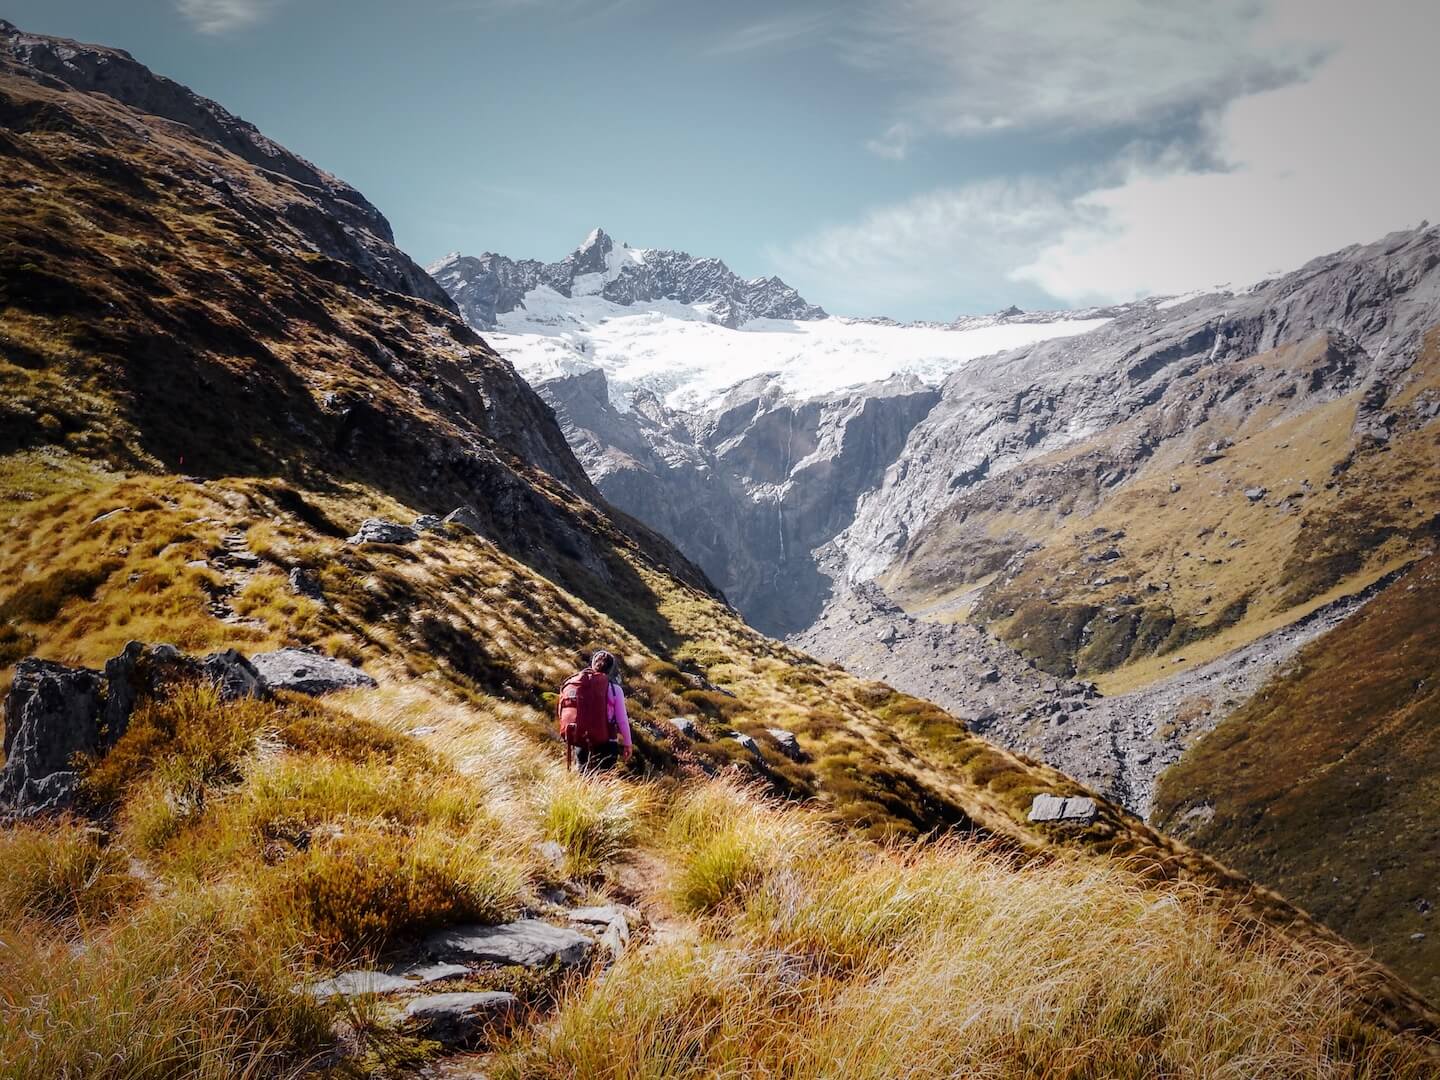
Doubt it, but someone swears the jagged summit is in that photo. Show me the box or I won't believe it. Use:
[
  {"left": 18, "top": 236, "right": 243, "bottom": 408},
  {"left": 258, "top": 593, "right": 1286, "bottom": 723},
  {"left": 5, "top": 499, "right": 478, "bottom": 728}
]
[{"left": 428, "top": 227, "right": 827, "bottom": 329}]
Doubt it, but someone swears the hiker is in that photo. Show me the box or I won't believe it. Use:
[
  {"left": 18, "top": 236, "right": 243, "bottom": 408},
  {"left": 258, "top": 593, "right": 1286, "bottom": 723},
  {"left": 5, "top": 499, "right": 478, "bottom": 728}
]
[{"left": 556, "top": 649, "right": 633, "bottom": 771}]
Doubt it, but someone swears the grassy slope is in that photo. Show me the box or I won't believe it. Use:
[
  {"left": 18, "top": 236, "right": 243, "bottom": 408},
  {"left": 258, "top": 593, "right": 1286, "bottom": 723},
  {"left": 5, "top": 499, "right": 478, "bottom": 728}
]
[
  {"left": 1, "top": 37, "right": 1438, "bottom": 1071},
  {"left": 887, "top": 333, "right": 1440, "bottom": 691},
  {"left": 1154, "top": 552, "right": 1440, "bottom": 1001}
]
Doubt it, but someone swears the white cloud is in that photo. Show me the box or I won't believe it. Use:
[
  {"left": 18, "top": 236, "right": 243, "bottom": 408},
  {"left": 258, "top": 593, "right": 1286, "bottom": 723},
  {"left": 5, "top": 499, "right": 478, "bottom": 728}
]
[
  {"left": 851, "top": 0, "right": 1320, "bottom": 144},
  {"left": 864, "top": 122, "right": 913, "bottom": 161},
  {"left": 1015, "top": 0, "right": 1440, "bottom": 301},
  {"left": 708, "top": 11, "right": 831, "bottom": 55},
  {"left": 770, "top": 176, "right": 1091, "bottom": 317},
  {"left": 785, "top": 0, "right": 1440, "bottom": 312},
  {"left": 175, "top": 0, "right": 280, "bottom": 34}
]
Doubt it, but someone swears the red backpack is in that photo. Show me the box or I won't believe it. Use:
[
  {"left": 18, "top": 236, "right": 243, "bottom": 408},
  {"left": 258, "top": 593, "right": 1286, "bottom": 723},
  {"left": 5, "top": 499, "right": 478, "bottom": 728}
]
[{"left": 557, "top": 668, "right": 612, "bottom": 753}]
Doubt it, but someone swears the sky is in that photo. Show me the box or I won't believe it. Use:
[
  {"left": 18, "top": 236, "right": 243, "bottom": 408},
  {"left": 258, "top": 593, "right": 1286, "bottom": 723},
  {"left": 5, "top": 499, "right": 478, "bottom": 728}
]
[{"left": 6, "top": 0, "right": 1440, "bottom": 320}]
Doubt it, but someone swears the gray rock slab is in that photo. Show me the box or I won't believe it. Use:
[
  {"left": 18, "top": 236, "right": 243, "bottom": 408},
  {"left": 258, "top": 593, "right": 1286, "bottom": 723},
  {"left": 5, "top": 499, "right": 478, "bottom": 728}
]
[
  {"left": 766, "top": 727, "right": 804, "bottom": 761},
  {"left": 600, "top": 915, "right": 630, "bottom": 959},
  {"left": 1027, "top": 794, "right": 1067, "bottom": 822},
  {"left": 1, "top": 659, "right": 104, "bottom": 813},
  {"left": 346, "top": 518, "right": 419, "bottom": 545},
  {"left": 391, "top": 961, "right": 470, "bottom": 984},
  {"left": 403, "top": 991, "right": 517, "bottom": 1046},
  {"left": 442, "top": 505, "right": 486, "bottom": 535},
  {"left": 566, "top": 905, "right": 625, "bottom": 926},
  {"left": 730, "top": 732, "right": 763, "bottom": 759},
  {"left": 250, "top": 649, "right": 377, "bottom": 696},
  {"left": 668, "top": 715, "right": 700, "bottom": 738},
  {"left": 308, "top": 970, "right": 415, "bottom": 999},
  {"left": 425, "top": 920, "right": 593, "bottom": 968},
  {"left": 1027, "top": 793, "right": 1098, "bottom": 823}
]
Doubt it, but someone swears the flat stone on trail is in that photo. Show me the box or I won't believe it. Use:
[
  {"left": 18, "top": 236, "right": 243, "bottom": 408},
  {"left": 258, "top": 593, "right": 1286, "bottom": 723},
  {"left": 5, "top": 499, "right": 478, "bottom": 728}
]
[
  {"left": 392, "top": 960, "right": 469, "bottom": 984},
  {"left": 250, "top": 649, "right": 377, "bottom": 696},
  {"left": 307, "top": 970, "right": 414, "bottom": 999},
  {"left": 403, "top": 991, "right": 517, "bottom": 1046},
  {"left": 425, "top": 920, "right": 593, "bottom": 968}
]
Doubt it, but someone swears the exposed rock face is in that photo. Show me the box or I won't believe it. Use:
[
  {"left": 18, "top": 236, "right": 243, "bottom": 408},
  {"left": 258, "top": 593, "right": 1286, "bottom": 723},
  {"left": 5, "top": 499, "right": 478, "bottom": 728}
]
[
  {"left": 0, "top": 642, "right": 269, "bottom": 814},
  {"left": 0, "top": 20, "right": 449, "bottom": 308},
  {"left": 838, "top": 226, "right": 1440, "bottom": 588},
  {"left": 249, "top": 649, "right": 378, "bottom": 696},
  {"left": 429, "top": 227, "right": 826, "bottom": 331},
  {"left": 1028, "top": 794, "right": 1098, "bottom": 823},
  {"left": 0, "top": 659, "right": 104, "bottom": 813},
  {"left": 539, "top": 369, "right": 940, "bottom": 635}
]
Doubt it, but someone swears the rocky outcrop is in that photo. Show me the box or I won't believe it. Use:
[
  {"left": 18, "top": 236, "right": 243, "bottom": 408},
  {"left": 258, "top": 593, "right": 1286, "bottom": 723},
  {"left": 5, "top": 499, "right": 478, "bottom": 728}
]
[
  {"left": 0, "top": 642, "right": 373, "bottom": 814},
  {"left": 0, "top": 660, "right": 104, "bottom": 813},
  {"left": 1028, "top": 794, "right": 1098, "bottom": 823},
  {"left": 345, "top": 518, "right": 420, "bottom": 545},
  {"left": 428, "top": 227, "right": 825, "bottom": 330}
]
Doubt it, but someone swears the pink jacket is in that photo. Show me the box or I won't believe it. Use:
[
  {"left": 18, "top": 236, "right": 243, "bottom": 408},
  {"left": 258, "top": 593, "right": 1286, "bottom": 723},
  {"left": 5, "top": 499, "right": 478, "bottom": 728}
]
[{"left": 608, "top": 682, "right": 632, "bottom": 748}]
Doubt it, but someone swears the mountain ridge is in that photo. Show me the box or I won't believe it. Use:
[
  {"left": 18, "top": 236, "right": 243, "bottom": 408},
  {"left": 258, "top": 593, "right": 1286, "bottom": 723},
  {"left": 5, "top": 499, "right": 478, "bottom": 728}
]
[{"left": 429, "top": 226, "right": 827, "bottom": 331}]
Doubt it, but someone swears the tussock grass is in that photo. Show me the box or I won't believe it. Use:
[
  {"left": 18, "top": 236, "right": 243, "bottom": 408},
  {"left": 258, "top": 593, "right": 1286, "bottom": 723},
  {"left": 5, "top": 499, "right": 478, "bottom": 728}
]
[
  {"left": 664, "top": 780, "right": 822, "bottom": 914},
  {"left": 0, "top": 888, "right": 331, "bottom": 1080},
  {"left": 261, "top": 826, "right": 526, "bottom": 958},
  {"left": 502, "top": 783, "right": 1436, "bottom": 1079},
  {"left": 81, "top": 682, "right": 272, "bottom": 810},
  {"left": 537, "top": 768, "right": 649, "bottom": 878},
  {"left": 0, "top": 818, "right": 140, "bottom": 926}
]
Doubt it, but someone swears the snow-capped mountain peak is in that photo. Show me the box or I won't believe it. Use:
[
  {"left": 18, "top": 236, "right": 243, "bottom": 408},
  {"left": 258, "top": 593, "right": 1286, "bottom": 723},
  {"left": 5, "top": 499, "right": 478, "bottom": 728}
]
[
  {"left": 429, "top": 230, "right": 1125, "bottom": 413},
  {"left": 427, "top": 228, "right": 825, "bottom": 331}
]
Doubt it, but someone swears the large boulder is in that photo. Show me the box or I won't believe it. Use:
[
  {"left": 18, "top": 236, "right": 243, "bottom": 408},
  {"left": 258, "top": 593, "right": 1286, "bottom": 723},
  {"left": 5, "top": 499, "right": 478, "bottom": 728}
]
[
  {"left": 0, "top": 659, "right": 104, "bottom": 813},
  {"left": 424, "top": 920, "right": 593, "bottom": 968},
  {"left": 101, "top": 642, "right": 263, "bottom": 748},
  {"left": 766, "top": 728, "right": 805, "bottom": 761},
  {"left": 1027, "top": 793, "right": 1098, "bottom": 824},
  {"left": 249, "top": 649, "right": 377, "bottom": 696},
  {"left": 345, "top": 518, "right": 419, "bottom": 545},
  {"left": 442, "top": 505, "right": 486, "bottom": 535}
]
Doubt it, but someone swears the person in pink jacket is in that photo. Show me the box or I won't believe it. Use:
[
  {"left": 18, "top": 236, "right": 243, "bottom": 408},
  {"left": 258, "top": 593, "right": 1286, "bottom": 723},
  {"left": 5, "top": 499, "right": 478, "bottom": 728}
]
[{"left": 577, "top": 649, "right": 633, "bottom": 771}]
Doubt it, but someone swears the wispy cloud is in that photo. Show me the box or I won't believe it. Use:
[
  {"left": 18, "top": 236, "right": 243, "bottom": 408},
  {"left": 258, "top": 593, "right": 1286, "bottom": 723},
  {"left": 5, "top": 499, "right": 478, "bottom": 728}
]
[
  {"left": 780, "top": 0, "right": 1440, "bottom": 314},
  {"left": 849, "top": 0, "right": 1322, "bottom": 149},
  {"left": 864, "top": 122, "right": 912, "bottom": 161},
  {"left": 708, "top": 11, "right": 831, "bottom": 56},
  {"left": 770, "top": 173, "right": 1098, "bottom": 316},
  {"left": 175, "top": 0, "right": 282, "bottom": 34}
]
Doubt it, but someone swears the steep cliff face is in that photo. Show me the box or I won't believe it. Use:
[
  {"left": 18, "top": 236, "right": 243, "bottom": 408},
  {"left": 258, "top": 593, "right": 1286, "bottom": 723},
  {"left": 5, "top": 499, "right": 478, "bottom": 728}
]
[
  {"left": 837, "top": 226, "right": 1440, "bottom": 590},
  {"left": 539, "top": 370, "right": 940, "bottom": 635}
]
